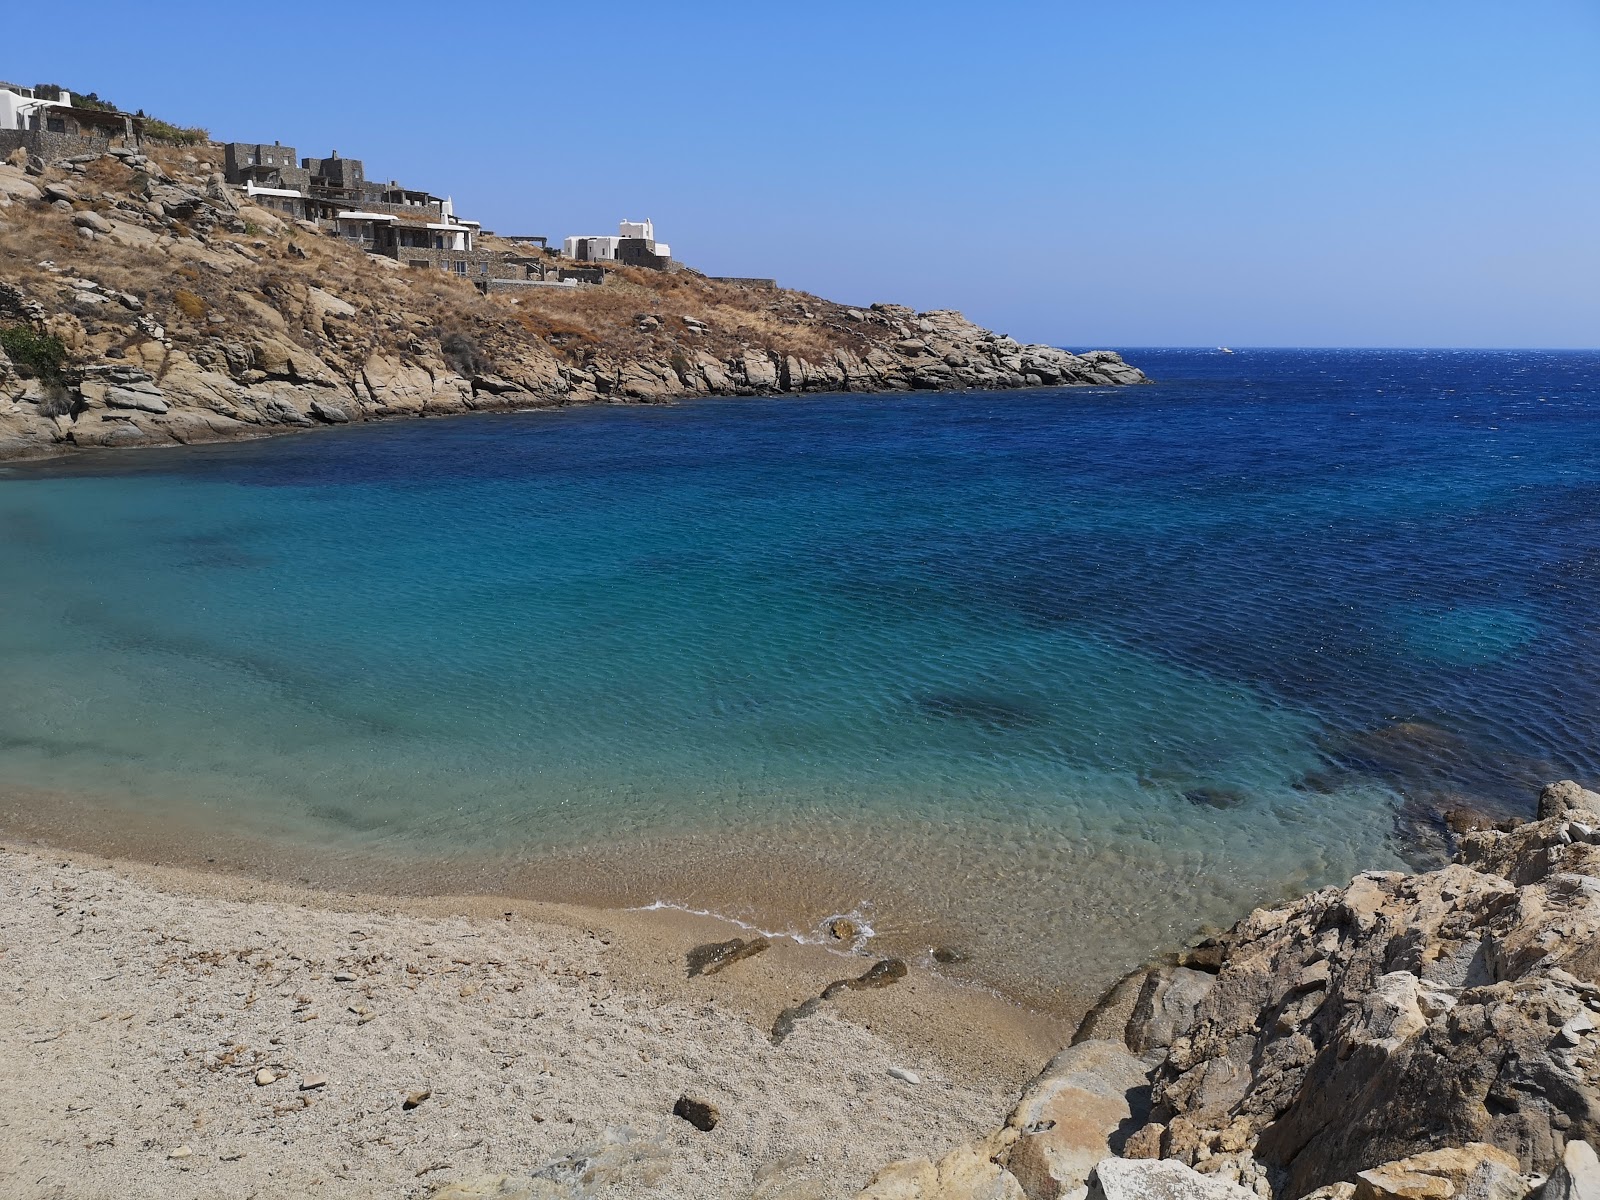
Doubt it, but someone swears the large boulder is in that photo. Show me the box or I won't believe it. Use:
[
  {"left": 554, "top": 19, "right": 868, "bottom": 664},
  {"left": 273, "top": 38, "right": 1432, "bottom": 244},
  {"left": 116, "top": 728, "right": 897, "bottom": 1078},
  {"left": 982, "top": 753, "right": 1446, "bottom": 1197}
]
[
  {"left": 1540, "top": 1141, "right": 1600, "bottom": 1200},
  {"left": 1003, "top": 1040, "right": 1155, "bottom": 1200},
  {"left": 857, "top": 1136, "right": 1025, "bottom": 1200},
  {"left": 1351, "top": 1144, "right": 1525, "bottom": 1200},
  {"left": 1087, "top": 1158, "right": 1255, "bottom": 1200}
]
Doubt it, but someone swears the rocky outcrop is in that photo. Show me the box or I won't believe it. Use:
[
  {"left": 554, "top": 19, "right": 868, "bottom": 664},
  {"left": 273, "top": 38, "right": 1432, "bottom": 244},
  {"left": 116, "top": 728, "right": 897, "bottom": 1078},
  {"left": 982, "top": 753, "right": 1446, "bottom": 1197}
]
[
  {"left": 854, "top": 781, "right": 1600, "bottom": 1200},
  {"left": 1126, "top": 780, "right": 1600, "bottom": 1197},
  {"left": 0, "top": 151, "right": 1147, "bottom": 463}
]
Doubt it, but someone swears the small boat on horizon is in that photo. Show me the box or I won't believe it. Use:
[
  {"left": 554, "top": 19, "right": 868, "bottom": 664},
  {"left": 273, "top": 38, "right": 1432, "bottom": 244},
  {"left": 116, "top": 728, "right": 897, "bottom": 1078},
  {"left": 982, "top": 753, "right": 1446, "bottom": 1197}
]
[{"left": 1217, "top": 347, "right": 1235, "bottom": 354}]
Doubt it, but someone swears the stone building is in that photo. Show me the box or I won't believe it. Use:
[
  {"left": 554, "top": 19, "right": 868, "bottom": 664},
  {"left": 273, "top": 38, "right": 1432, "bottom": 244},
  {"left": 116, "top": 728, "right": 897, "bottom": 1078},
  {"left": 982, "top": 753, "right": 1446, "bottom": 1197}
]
[{"left": 0, "top": 83, "right": 142, "bottom": 162}]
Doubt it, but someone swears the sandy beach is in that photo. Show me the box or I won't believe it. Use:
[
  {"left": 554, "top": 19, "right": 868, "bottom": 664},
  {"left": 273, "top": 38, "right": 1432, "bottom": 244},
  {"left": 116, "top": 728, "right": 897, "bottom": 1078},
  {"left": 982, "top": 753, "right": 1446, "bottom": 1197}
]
[{"left": 0, "top": 841, "right": 1067, "bottom": 1200}]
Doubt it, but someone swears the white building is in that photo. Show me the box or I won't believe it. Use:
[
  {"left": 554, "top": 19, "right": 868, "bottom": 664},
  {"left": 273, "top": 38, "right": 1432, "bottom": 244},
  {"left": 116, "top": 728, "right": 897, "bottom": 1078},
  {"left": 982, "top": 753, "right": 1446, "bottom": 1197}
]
[
  {"left": 0, "top": 84, "right": 69, "bottom": 131},
  {"left": 562, "top": 218, "right": 672, "bottom": 265}
]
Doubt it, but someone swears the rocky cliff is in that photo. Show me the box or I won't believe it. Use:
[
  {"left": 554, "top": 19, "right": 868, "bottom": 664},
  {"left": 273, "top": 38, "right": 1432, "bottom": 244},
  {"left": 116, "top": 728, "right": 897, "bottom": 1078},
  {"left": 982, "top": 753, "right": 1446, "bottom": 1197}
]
[
  {"left": 855, "top": 780, "right": 1600, "bottom": 1200},
  {"left": 0, "top": 144, "right": 1146, "bottom": 462}
]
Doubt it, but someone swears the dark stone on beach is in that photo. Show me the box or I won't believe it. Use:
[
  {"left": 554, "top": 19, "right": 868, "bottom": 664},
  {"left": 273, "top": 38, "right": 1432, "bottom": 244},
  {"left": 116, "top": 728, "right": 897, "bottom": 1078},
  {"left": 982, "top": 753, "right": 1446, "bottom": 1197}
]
[
  {"left": 771, "top": 997, "right": 823, "bottom": 1043},
  {"left": 685, "top": 936, "right": 771, "bottom": 978},
  {"left": 821, "top": 958, "right": 908, "bottom": 1000},
  {"left": 931, "top": 946, "right": 968, "bottom": 964},
  {"left": 672, "top": 1094, "right": 720, "bottom": 1132},
  {"left": 1184, "top": 786, "right": 1248, "bottom": 811}
]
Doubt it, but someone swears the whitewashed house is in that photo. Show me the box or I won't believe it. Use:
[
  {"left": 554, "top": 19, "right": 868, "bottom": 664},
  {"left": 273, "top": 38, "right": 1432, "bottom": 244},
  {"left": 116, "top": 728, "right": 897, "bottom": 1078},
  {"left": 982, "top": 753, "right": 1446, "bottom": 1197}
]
[{"left": 562, "top": 218, "right": 672, "bottom": 268}]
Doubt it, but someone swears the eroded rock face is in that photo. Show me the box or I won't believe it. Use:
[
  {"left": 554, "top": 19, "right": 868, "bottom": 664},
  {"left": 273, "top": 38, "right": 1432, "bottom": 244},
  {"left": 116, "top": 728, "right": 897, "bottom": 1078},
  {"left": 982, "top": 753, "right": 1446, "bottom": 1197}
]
[{"left": 1127, "top": 781, "right": 1600, "bottom": 1198}]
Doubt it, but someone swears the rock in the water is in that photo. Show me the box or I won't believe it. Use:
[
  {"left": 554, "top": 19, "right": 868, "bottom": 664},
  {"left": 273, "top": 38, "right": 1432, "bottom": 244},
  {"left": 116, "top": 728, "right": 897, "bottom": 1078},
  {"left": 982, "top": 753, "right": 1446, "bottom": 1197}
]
[
  {"left": 673, "top": 1094, "right": 720, "bottom": 1131},
  {"left": 1087, "top": 1158, "right": 1255, "bottom": 1200},
  {"left": 827, "top": 917, "right": 859, "bottom": 943},
  {"left": 1352, "top": 1144, "right": 1525, "bottom": 1200}
]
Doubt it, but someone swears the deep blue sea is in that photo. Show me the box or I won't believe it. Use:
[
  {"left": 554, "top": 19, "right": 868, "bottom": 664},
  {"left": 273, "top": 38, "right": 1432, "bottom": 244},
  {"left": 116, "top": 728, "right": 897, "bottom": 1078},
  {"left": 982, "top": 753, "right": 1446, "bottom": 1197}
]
[{"left": 2, "top": 348, "right": 1596, "bottom": 1007}]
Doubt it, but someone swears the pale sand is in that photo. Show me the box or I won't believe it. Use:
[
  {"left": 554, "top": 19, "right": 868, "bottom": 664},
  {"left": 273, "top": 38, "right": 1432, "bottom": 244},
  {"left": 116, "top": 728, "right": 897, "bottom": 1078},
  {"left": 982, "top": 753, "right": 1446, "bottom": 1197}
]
[{"left": 0, "top": 844, "right": 1068, "bottom": 1200}]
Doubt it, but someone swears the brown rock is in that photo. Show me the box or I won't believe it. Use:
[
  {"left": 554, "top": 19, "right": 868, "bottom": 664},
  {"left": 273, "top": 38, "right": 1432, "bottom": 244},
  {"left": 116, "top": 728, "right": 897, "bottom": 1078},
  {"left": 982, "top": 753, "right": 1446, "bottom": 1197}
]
[
  {"left": 1353, "top": 1144, "right": 1525, "bottom": 1200},
  {"left": 1002, "top": 1039, "right": 1153, "bottom": 1199},
  {"left": 822, "top": 958, "right": 907, "bottom": 999},
  {"left": 403, "top": 1089, "right": 431, "bottom": 1111},
  {"left": 672, "top": 1094, "right": 720, "bottom": 1132},
  {"left": 686, "top": 936, "right": 771, "bottom": 978}
]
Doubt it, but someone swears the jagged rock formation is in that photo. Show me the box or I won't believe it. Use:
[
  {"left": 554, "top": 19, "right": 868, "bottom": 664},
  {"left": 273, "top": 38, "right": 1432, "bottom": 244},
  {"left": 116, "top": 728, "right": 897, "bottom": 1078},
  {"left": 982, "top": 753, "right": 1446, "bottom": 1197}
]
[
  {"left": 854, "top": 780, "right": 1600, "bottom": 1200},
  {"left": 0, "top": 147, "right": 1146, "bottom": 462}
]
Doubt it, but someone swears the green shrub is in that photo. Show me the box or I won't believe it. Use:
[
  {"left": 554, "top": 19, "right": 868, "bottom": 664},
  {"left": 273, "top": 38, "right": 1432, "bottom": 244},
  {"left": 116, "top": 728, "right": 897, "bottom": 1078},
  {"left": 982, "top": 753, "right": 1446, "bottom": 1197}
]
[
  {"left": 0, "top": 325, "right": 67, "bottom": 381},
  {"left": 143, "top": 118, "right": 209, "bottom": 146}
]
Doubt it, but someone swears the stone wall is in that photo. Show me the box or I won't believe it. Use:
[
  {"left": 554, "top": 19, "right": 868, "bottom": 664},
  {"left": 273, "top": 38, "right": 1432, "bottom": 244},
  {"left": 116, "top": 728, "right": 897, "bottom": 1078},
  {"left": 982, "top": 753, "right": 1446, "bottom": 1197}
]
[{"left": 0, "top": 127, "right": 131, "bottom": 164}]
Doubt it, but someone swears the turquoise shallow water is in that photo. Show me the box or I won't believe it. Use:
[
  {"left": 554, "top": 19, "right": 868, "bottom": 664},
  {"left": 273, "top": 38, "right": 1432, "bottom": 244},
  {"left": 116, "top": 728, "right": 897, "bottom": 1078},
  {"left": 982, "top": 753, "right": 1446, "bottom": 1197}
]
[{"left": 2, "top": 349, "right": 1596, "bottom": 1006}]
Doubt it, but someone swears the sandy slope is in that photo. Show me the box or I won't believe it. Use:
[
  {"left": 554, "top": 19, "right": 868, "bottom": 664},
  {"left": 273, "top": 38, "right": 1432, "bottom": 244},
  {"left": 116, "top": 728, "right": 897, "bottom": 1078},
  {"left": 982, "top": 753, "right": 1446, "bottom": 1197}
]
[{"left": 0, "top": 846, "right": 1063, "bottom": 1200}]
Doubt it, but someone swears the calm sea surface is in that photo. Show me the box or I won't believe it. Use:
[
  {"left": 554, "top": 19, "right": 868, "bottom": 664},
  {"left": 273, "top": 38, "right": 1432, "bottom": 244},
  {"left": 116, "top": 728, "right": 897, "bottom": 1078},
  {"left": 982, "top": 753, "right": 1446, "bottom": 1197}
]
[{"left": 3, "top": 349, "right": 1596, "bottom": 1007}]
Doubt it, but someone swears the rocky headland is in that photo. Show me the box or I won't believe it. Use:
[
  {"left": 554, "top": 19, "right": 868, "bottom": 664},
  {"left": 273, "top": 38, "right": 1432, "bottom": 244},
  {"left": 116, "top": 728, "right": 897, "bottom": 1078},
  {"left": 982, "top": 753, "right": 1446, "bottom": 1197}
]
[{"left": 0, "top": 144, "right": 1145, "bottom": 463}]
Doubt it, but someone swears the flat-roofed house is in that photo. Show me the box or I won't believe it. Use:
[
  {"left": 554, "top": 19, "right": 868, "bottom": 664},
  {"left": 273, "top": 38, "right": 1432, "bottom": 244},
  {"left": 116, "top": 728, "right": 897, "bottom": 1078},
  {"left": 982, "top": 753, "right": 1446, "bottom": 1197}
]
[
  {"left": 0, "top": 83, "right": 143, "bottom": 161},
  {"left": 563, "top": 218, "right": 673, "bottom": 269}
]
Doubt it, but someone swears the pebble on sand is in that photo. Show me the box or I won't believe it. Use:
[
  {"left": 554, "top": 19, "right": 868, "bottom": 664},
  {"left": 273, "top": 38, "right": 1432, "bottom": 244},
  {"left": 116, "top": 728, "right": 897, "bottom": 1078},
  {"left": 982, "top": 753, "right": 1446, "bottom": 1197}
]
[
  {"left": 888, "top": 1068, "right": 922, "bottom": 1085},
  {"left": 301, "top": 1074, "right": 328, "bottom": 1091},
  {"left": 168, "top": 1146, "right": 192, "bottom": 1160},
  {"left": 673, "top": 1094, "right": 721, "bottom": 1132},
  {"left": 255, "top": 1068, "right": 276, "bottom": 1086},
  {"left": 403, "top": 1089, "right": 432, "bottom": 1111}
]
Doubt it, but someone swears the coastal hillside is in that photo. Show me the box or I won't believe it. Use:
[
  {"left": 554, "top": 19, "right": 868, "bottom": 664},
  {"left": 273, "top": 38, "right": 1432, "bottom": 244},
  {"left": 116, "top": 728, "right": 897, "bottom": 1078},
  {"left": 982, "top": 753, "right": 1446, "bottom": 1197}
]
[{"left": 0, "top": 143, "right": 1145, "bottom": 462}]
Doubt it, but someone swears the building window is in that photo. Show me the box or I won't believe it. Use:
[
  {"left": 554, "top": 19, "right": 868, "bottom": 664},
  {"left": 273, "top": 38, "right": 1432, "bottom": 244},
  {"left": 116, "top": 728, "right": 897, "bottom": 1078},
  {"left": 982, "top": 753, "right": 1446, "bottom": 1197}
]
[{"left": 47, "top": 117, "right": 67, "bottom": 133}]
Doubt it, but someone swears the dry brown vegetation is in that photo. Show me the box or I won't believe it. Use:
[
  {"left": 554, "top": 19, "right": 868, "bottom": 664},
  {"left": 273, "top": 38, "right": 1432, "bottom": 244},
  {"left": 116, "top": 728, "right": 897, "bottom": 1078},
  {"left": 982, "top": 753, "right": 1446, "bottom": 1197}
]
[{"left": 2, "top": 142, "right": 891, "bottom": 404}]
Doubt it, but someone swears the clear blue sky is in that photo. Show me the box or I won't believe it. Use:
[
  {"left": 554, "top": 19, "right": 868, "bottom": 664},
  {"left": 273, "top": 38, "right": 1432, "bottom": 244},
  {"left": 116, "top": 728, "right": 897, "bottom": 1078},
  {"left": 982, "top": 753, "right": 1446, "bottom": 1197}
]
[{"left": 8, "top": 2, "right": 1598, "bottom": 347}]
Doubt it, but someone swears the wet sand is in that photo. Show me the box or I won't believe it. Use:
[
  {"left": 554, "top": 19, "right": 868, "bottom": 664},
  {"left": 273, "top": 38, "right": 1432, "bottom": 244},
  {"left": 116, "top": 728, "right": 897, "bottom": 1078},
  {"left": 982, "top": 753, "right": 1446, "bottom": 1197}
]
[
  {"left": 0, "top": 833, "right": 1068, "bottom": 1200},
  {"left": 0, "top": 782, "right": 1142, "bottom": 1017}
]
